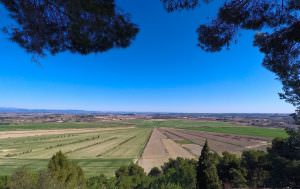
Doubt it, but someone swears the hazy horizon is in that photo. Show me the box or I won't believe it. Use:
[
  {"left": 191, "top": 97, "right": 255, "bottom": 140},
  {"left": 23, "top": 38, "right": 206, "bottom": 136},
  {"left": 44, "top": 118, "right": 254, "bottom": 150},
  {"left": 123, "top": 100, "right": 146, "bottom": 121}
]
[{"left": 0, "top": 106, "right": 293, "bottom": 114}]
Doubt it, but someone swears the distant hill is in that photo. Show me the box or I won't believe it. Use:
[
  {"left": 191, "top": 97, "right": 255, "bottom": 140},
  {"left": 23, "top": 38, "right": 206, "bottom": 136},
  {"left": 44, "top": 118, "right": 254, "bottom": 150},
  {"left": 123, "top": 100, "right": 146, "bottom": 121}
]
[{"left": 0, "top": 107, "right": 95, "bottom": 114}]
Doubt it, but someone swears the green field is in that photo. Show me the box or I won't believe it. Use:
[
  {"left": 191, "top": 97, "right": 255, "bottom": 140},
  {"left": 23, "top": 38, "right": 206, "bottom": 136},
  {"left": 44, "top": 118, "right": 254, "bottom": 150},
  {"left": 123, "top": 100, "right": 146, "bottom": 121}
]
[
  {"left": 126, "top": 119, "right": 238, "bottom": 128},
  {"left": 0, "top": 119, "right": 288, "bottom": 177},
  {"left": 0, "top": 119, "right": 288, "bottom": 138},
  {"left": 126, "top": 119, "right": 288, "bottom": 138},
  {"left": 0, "top": 158, "right": 132, "bottom": 177},
  {"left": 185, "top": 126, "right": 288, "bottom": 138},
  {"left": 0, "top": 121, "right": 132, "bottom": 131},
  {"left": 0, "top": 127, "right": 151, "bottom": 177}
]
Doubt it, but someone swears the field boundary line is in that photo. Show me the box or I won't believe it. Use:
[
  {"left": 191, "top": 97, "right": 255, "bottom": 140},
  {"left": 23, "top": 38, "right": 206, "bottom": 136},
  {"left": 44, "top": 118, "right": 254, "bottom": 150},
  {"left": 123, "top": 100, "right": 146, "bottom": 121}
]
[
  {"left": 138, "top": 129, "right": 153, "bottom": 159},
  {"left": 45, "top": 134, "right": 103, "bottom": 150}
]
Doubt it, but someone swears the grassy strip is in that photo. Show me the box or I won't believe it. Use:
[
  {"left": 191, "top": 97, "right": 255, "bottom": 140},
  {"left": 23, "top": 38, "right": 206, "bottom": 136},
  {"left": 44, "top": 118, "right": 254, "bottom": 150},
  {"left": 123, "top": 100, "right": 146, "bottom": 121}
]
[
  {"left": 0, "top": 158, "right": 133, "bottom": 177},
  {"left": 5, "top": 149, "right": 33, "bottom": 157},
  {"left": 5, "top": 134, "right": 78, "bottom": 146},
  {"left": 126, "top": 119, "right": 239, "bottom": 128},
  {"left": 176, "top": 139, "right": 193, "bottom": 144},
  {"left": 138, "top": 129, "right": 153, "bottom": 158},
  {"left": 184, "top": 126, "right": 288, "bottom": 138},
  {"left": 65, "top": 137, "right": 118, "bottom": 154},
  {"left": 45, "top": 135, "right": 101, "bottom": 149},
  {"left": 0, "top": 121, "right": 133, "bottom": 131},
  {"left": 96, "top": 136, "right": 137, "bottom": 157}
]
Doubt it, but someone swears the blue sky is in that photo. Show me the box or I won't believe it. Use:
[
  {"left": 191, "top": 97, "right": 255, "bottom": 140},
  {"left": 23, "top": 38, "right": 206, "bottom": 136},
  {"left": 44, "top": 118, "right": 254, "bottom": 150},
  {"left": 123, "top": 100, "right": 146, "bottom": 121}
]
[{"left": 0, "top": 0, "right": 294, "bottom": 113}]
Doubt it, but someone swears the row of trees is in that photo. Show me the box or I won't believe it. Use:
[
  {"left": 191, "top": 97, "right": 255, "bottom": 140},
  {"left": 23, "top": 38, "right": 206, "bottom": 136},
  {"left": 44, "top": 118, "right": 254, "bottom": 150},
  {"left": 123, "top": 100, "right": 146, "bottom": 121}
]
[{"left": 0, "top": 128, "right": 299, "bottom": 189}]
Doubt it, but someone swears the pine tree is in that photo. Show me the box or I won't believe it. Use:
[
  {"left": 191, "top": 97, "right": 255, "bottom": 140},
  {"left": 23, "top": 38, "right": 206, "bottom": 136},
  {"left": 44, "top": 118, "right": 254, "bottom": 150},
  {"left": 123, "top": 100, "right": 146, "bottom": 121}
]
[
  {"left": 196, "top": 140, "right": 221, "bottom": 189},
  {"left": 45, "top": 151, "right": 86, "bottom": 189}
]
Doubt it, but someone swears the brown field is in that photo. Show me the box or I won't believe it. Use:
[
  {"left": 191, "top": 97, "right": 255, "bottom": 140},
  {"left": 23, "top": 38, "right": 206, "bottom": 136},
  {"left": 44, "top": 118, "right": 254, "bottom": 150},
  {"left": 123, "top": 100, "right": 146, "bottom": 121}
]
[
  {"left": 138, "top": 128, "right": 195, "bottom": 172},
  {"left": 159, "top": 128, "right": 271, "bottom": 153},
  {"left": 138, "top": 128, "right": 271, "bottom": 172}
]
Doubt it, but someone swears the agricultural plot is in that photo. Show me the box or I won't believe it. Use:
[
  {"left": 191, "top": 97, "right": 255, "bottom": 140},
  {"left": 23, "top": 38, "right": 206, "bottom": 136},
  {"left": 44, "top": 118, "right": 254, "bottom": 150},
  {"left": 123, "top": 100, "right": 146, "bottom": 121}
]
[
  {"left": 126, "top": 119, "right": 288, "bottom": 138},
  {"left": 138, "top": 128, "right": 195, "bottom": 172},
  {"left": 0, "top": 121, "right": 133, "bottom": 131},
  {"left": 138, "top": 127, "right": 271, "bottom": 172},
  {"left": 159, "top": 128, "right": 271, "bottom": 154},
  {"left": 0, "top": 127, "right": 151, "bottom": 177},
  {"left": 0, "top": 119, "right": 287, "bottom": 176}
]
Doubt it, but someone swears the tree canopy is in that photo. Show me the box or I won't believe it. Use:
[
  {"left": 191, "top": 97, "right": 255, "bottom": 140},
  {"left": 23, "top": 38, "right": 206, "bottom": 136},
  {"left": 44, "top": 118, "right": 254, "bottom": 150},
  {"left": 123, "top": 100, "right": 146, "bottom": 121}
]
[
  {"left": 46, "top": 151, "right": 85, "bottom": 189},
  {"left": 1, "top": 0, "right": 300, "bottom": 115},
  {"left": 162, "top": 0, "right": 300, "bottom": 114},
  {"left": 0, "top": 0, "right": 138, "bottom": 56},
  {"left": 196, "top": 140, "right": 221, "bottom": 189}
]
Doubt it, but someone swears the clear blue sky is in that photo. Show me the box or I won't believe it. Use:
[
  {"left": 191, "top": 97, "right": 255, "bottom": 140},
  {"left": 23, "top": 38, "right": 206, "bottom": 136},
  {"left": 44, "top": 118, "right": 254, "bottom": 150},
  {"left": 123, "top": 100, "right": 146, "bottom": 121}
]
[{"left": 0, "top": 0, "right": 294, "bottom": 113}]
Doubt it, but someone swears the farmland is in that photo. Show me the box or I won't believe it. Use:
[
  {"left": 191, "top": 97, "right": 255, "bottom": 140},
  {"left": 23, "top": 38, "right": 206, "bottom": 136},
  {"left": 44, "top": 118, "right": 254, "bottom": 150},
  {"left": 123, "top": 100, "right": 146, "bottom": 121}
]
[
  {"left": 0, "top": 127, "right": 151, "bottom": 176},
  {"left": 138, "top": 127, "right": 271, "bottom": 172},
  {"left": 0, "top": 119, "right": 287, "bottom": 176},
  {"left": 127, "top": 119, "right": 288, "bottom": 138}
]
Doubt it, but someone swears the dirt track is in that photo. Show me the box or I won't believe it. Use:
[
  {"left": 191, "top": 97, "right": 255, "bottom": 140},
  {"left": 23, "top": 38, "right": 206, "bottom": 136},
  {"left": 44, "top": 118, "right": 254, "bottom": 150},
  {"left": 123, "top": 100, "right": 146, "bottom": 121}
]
[{"left": 0, "top": 127, "right": 134, "bottom": 139}]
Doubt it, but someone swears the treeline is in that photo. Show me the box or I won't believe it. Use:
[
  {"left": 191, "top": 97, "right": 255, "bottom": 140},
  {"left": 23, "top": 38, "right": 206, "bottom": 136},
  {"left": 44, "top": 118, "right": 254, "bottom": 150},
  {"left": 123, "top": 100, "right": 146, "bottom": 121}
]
[{"left": 0, "top": 129, "right": 299, "bottom": 189}]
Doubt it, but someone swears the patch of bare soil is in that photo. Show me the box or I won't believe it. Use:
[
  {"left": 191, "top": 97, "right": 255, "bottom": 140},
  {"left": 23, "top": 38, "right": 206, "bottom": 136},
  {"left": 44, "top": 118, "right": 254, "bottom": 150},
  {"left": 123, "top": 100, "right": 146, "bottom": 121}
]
[
  {"left": 182, "top": 144, "right": 202, "bottom": 156},
  {"left": 159, "top": 128, "right": 270, "bottom": 154},
  {"left": 162, "top": 139, "right": 194, "bottom": 159},
  {"left": 138, "top": 128, "right": 195, "bottom": 173}
]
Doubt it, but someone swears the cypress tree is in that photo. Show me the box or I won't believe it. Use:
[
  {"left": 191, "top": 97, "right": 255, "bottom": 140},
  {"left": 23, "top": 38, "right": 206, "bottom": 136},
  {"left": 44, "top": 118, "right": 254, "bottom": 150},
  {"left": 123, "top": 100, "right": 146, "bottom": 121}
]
[{"left": 196, "top": 140, "right": 221, "bottom": 189}]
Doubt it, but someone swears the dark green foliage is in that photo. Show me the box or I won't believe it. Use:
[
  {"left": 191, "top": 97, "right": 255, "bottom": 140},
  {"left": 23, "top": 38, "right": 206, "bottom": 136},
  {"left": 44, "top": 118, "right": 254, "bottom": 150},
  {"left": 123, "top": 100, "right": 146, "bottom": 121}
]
[
  {"left": 8, "top": 167, "right": 37, "bottom": 189},
  {"left": 196, "top": 140, "right": 221, "bottom": 189},
  {"left": 197, "top": 0, "right": 300, "bottom": 113},
  {"left": 267, "top": 129, "right": 300, "bottom": 188},
  {"left": 0, "top": 0, "right": 138, "bottom": 56},
  {"left": 148, "top": 167, "right": 162, "bottom": 177},
  {"left": 46, "top": 151, "right": 86, "bottom": 189},
  {"left": 37, "top": 170, "right": 61, "bottom": 189},
  {"left": 115, "top": 163, "right": 150, "bottom": 189},
  {"left": 86, "top": 174, "right": 116, "bottom": 189},
  {"left": 290, "top": 111, "right": 300, "bottom": 125},
  {"left": 0, "top": 176, "right": 9, "bottom": 189},
  {"left": 160, "top": 0, "right": 210, "bottom": 12},
  {"left": 158, "top": 183, "right": 182, "bottom": 189},
  {"left": 217, "top": 152, "right": 247, "bottom": 188},
  {"left": 160, "top": 157, "right": 197, "bottom": 189},
  {"left": 269, "top": 129, "right": 300, "bottom": 160},
  {"left": 241, "top": 150, "right": 270, "bottom": 188},
  {"left": 162, "top": 0, "right": 300, "bottom": 114}
]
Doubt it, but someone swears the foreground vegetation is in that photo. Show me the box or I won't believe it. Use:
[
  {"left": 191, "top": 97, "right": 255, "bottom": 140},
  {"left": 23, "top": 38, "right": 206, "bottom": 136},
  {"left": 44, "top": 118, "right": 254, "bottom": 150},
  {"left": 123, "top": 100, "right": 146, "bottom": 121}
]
[{"left": 0, "top": 128, "right": 299, "bottom": 189}]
